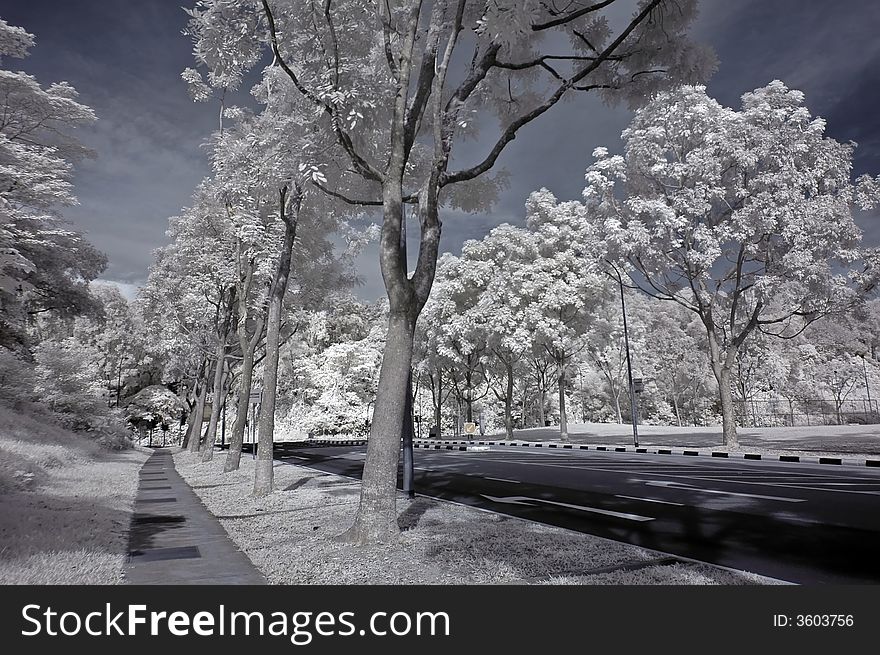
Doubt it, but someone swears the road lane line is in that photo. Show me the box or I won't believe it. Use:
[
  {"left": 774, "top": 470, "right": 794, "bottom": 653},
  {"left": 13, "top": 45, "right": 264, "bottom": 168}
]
[
  {"left": 480, "top": 495, "right": 654, "bottom": 521},
  {"left": 639, "top": 480, "right": 806, "bottom": 502},
  {"left": 615, "top": 495, "right": 685, "bottom": 507},
  {"left": 681, "top": 476, "right": 880, "bottom": 495},
  {"left": 420, "top": 453, "right": 880, "bottom": 492},
  {"left": 536, "top": 498, "right": 654, "bottom": 521},
  {"left": 484, "top": 477, "right": 520, "bottom": 484}
]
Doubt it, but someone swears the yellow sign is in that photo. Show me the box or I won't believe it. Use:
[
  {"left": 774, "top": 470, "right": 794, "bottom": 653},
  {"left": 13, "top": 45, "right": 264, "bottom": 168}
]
[{"left": 464, "top": 422, "right": 477, "bottom": 435}]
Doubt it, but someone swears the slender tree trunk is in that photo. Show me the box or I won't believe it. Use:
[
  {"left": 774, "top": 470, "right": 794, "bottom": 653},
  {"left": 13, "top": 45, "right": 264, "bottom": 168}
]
[
  {"left": 715, "top": 364, "right": 738, "bottom": 447},
  {"left": 504, "top": 361, "right": 514, "bottom": 439},
  {"left": 182, "top": 396, "right": 196, "bottom": 449},
  {"left": 187, "top": 383, "right": 208, "bottom": 453},
  {"left": 226, "top": 246, "right": 262, "bottom": 472},
  {"left": 465, "top": 365, "right": 473, "bottom": 423},
  {"left": 181, "top": 372, "right": 201, "bottom": 449},
  {"left": 253, "top": 289, "right": 282, "bottom": 496},
  {"left": 225, "top": 349, "right": 255, "bottom": 472},
  {"left": 433, "top": 372, "right": 442, "bottom": 439},
  {"left": 254, "top": 195, "right": 297, "bottom": 497},
  {"left": 705, "top": 326, "right": 740, "bottom": 447},
  {"left": 673, "top": 394, "right": 682, "bottom": 427},
  {"left": 342, "top": 311, "right": 415, "bottom": 543},
  {"left": 201, "top": 341, "right": 228, "bottom": 461},
  {"left": 614, "top": 388, "right": 623, "bottom": 424},
  {"left": 558, "top": 358, "right": 568, "bottom": 441},
  {"left": 537, "top": 388, "right": 546, "bottom": 426}
]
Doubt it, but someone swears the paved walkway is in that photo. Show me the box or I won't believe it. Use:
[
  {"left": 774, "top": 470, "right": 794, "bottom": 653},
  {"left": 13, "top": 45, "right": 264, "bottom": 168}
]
[{"left": 123, "top": 448, "right": 266, "bottom": 585}]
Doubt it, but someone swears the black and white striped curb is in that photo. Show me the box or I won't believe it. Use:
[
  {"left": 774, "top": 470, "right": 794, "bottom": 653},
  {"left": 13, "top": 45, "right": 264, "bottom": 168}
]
[
  {"left": 275, "top": 439, "right": 368, "bottom": 448},
  {"left": 412, "top": 438, "right": 880, "bottom": 468},
  {"left": 232, "top": 437, "right": 880, "bottom": 466}
]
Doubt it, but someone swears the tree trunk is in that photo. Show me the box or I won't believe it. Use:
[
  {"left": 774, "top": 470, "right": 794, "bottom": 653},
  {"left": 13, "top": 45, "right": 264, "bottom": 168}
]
[
  {"left": 433, "top": 372, "right": 442, "bottom": 439},
  {"left": 537, "top": 389, "right": 546, "bottom": 426},
  {"left": 614, "top": 389, "right": 623, "bottom": 424},
  {"left": 716, "top": 365, "right": 738, "bottom": 447},
  {"left": 225, "top": 348, "right": 255, "bottom": 472},
  {"left": 673, "top": 394, "right": 682, "bottom": 427},
  {"left": 341, "top": 311, "right": 415, "bottom": 543},
  {"left": 254, "top": 202, "right": 296, "bottom": 497},
  {"left": 558, "top": 363, "right": 568, "bottom": 441},
  {"left": 465, "top": 364, "right": 473, "bottom": 423},
  {"left": 504, "top": 361, "right": 514, "bottom": 440},
  {"left": 187, "top": 383, "right": 208, "bottom": 453},
  {"left": 226, "top": 246, "right": 263, "bottom": 472},
  {"left": 201, "top": 341, "right": 227, "bottom": 462},
  {"left": 181, "top": 371, "right": 204, "bottom": 449},
  {"left": 340, "top": 15, "right": 442, "bottom": 541}
]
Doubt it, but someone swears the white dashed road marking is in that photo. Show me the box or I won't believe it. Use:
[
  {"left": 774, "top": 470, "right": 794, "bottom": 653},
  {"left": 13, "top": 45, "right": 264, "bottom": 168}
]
[
  {"left": 638, "top": 479, "right": 806, "bottom": 503},
  {"left": 614, "top": 495, "right": 685, "bottom": 507},
  {"left": 480, "top": 494, "right": 654, "bottom": 522}
]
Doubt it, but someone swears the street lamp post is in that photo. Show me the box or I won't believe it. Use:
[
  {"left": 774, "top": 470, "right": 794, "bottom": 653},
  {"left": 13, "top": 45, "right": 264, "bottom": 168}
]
[
  {"left": 861, "top": 354, "right": 873, "bottom": 419},
  {"left": 606, "top": 262, "right": 639, "bottom": 447},
  {"left": 400, "top": 209, "right": 415, "bottom": 499}
]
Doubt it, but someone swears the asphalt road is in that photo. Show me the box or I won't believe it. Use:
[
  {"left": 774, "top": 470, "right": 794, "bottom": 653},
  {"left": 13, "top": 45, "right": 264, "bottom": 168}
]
[{"left": 273, "top": 444, "right": 880, "bottom": 584}]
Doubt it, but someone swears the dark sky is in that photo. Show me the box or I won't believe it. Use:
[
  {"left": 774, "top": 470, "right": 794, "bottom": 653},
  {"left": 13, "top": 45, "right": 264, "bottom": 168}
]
[{"left": 2, "top": 0, "right": 879, "bottom": 301}]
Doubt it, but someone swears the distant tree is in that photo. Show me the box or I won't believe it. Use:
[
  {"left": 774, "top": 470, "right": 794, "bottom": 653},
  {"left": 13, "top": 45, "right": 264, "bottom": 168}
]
[
  {"left": 587, "top": 82, "right": 880, "bottom": 446},
  {"left": 455, "top": 224, "right": 540, "bottom": 439},
  {"left": 123, "top": 385, "right": 187, "bottom": 443},
  {"left": 0, "top": 18, "right": 103, "bottom": 353},
  {"left": 520, "top": 189, "right": 610, "bottom": 439},
  {"left": 638, "top": 301, "right": 712, "bottom": 426}
]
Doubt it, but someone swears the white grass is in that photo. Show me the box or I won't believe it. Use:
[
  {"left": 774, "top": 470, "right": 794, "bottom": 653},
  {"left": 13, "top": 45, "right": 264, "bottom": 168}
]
[
  {"left": 0, "top": 406, "right": 149, "bottom": 584},
  {"left": 175, "top": 450, "right": 779, "bottom": 585}
]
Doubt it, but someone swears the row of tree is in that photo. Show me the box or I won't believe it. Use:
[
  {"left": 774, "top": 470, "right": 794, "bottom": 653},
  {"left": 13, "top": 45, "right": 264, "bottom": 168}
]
[
  {"left": 413, "top": 82, "right": 880, "bottom": 447},
  {"left": 0, "top": 18, "right": 143, "bottom": 448},
  {"left": 5, "top": 2, "right": 880, "bottom": 549}
]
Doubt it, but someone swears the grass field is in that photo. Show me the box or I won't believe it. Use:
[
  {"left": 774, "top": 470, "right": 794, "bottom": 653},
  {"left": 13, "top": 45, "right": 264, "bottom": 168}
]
[
  {"left": 175, "top": 449, "right": 780, "bottom": 585},
  {"left": 0, "top": 406, "right": 148, "bottom": 584}
]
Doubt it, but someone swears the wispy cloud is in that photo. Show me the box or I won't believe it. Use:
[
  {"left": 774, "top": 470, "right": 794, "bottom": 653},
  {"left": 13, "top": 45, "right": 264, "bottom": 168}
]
[{"left": 3, "top": 0, "right": 878, "bottom": 301}]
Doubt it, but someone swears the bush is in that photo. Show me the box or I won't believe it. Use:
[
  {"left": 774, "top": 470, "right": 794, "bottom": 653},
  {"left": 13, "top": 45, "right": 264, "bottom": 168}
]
[
  {"left": 25, "top": 339, "right": 132, "bottom": 449},
  {"left": 0, "top": 347, "right": 37, "bottom": 408}
]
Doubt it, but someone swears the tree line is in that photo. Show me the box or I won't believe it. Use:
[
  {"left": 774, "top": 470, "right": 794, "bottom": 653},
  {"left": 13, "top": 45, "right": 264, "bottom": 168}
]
[{"left": 3, "top": 3, "right": 879, "bottom": 549}]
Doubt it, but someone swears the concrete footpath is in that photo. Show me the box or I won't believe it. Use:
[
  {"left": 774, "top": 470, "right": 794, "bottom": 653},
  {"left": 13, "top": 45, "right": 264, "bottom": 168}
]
[{"left": 123, "top": 448, "right": 266, "bottom": 585}]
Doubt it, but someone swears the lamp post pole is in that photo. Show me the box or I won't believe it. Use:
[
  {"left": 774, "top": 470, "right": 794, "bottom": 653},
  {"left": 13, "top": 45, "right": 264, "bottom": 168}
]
[
  {"left": 607, "top": 262, "right": 639, "bottom": 447},
  {"left": 400, "top": 208, "right": 415, "bottom": 498}
]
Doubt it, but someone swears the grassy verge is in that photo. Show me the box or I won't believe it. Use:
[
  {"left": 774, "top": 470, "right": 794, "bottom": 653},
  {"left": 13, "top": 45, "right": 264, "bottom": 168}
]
[
  {"left": 0, "top": 406, "right": 149, "bottom": 584},
  {"left": 174, "top": 450, "right": 778, "bottom": 585}
]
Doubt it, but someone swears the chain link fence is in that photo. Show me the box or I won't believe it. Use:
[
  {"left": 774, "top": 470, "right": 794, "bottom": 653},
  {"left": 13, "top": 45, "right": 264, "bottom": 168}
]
[{"left": 733, "top": 398, "right": 880, "bottom": 427}]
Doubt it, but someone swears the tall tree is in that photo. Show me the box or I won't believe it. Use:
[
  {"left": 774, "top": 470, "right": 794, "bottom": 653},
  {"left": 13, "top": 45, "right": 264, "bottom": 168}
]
[
  {"left": 457, "top": 224, "right": 540, "bottom": 439},
  {"left": 520, "top": 189, "right": 610, "bottom": 439},
  {"left": 0, "top": 18, "right": 103, "bottom": 353},
  {"left": 586, "top": 82, "right": 880, "bottom": 446},
  {"left": 186, "top": 0, "right": 713, "bottom": 542}
]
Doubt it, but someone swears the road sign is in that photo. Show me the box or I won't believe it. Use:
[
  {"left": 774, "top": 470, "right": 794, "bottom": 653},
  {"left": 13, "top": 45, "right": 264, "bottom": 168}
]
[
  {"left": 463, "top": 422, "right": 477, "bottom": 435},
  {"left": 250, "top": 388, "right": 262, "bottom": 405}
]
